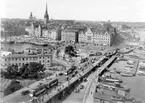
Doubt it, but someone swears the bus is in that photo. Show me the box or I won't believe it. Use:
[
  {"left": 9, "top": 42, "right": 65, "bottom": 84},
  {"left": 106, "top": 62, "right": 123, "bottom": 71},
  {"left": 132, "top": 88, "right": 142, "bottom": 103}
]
[
  {"left": 30, "top": 79, "right": 59, "bottom": 97},
  {"left": 66, "top": 66, "right": 77, "bottom": 75},
  {"left": 49, "top": 79, "right": 59, "bottom": 87},
  {"left": 30, "top": 84, "right": 47, "bottom": 97}
]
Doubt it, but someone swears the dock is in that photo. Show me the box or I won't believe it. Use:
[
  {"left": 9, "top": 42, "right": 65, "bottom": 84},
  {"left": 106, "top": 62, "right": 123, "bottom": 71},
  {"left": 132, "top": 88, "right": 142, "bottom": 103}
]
[{"left": 132, "top": 60, "right": 139, "bottom": 76}]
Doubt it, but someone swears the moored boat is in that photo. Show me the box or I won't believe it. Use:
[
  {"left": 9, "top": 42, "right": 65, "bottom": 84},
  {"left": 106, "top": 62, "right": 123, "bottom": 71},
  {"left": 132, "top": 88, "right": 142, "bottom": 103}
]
[
  {"left": 120, "top": 72, "right": 134, "bottom": 77},
  {"left": 99, "top": 77, "right": 123, "bottom": 83},
  {"left": 98, "top": 82, "right": 130, "bottom": 93}
]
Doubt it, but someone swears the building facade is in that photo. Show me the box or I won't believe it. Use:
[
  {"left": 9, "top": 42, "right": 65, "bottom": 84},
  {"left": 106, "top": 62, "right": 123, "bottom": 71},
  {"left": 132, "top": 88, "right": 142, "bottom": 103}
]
[
  {"left": 2, "top": 50, "right": 52, "bottom": 69},
  {"left": 61, "top": 28, "right": 79, "bottom": 43},
  {"left": 78, "top": 24, "right": 116, "bottom": 47}
]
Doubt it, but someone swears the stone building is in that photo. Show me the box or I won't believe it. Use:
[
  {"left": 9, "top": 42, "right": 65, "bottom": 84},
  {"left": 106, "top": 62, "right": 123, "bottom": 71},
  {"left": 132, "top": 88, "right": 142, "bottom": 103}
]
[
  {"left": 2, "top": 49, "right": 52, "bottom": 69},
  {"left": 79, "top": 23, "right": 116, "bottom": 47}
]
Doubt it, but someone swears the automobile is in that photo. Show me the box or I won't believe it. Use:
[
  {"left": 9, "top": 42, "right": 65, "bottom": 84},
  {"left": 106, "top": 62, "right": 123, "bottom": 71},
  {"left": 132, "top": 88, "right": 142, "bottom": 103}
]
[
  {"left": 58, "top": 73, "right": 64, "bottom": 76},
  {"left": 72, "top": 74, "right": 76, "bottom": 77},
  {"left": 89, "top": 54, "right": 95, "bottom": 56},
  {"left": 80, "top": 85, "right": 84, "bottom": 89},
  {"left": 83, "top": 78, "right": 88, "bottom": 82},
  {"left": 75, "top": 88, "right": 80, "bottom": 93},
  {"left": 95, "top": 52, "right": 102, "bottom": 56},
  {"left": 21, "top": 90, "right": 30, "bottom": 96}
]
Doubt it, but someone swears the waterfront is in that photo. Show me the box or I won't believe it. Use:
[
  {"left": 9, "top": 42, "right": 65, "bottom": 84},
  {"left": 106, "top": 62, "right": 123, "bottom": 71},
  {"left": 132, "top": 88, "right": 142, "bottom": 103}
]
[
  {"left": 111, "top": 60, "right": 145, "bottom": 102},
  {"left": 1, "top": 42, "right": 145, "bottom": 102},
  {"left": 1, "top": 43, "right": 46, "bottom": 52}
]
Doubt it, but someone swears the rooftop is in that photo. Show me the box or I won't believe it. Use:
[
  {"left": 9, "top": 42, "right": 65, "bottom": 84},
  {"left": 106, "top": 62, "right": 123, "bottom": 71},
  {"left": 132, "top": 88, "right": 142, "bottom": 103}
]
[{"left": 2, "top": 52, "right": 52, "bottom": 58}]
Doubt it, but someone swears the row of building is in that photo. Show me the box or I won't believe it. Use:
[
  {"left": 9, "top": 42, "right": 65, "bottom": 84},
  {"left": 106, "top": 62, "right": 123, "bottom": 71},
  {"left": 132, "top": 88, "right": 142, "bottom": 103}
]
[
  {"left": 2, "top": 49, "right": 53, "bottom": 69},
  {"left": 27, "top": 22, "right": 117, "bottom": 47},
  {"left": 26, "top": 3, "right": 117, "bottom": 47}
]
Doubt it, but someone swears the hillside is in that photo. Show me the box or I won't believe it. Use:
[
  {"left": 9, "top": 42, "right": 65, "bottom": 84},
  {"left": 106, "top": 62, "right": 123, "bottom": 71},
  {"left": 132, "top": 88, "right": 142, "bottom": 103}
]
[
  {"left": 113, "top": 30, "right": 139, "bottom": 46},
  {"left": 1, "top": 26, "right": 28, "bottom": 38}
]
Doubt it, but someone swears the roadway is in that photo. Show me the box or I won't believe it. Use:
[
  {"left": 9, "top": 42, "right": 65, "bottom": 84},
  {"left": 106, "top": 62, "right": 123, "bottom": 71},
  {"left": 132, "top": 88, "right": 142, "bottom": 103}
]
[
  {"left": 1, "top": 74, "right": 68, "bottom": 103},
  {"left": 82, "top": 54, "right": 117, "bottom": 103},
  {"left": 1, "top": 54, "right": 117, "bottom": 103}
]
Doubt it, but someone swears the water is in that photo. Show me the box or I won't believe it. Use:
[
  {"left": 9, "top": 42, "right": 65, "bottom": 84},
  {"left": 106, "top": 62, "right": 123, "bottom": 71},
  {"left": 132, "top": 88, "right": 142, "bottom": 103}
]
[
  {"left": 122, "top": 75, "right": 145, "bottom": 102},
  {"left": 137, "top": 30, "right": 145, "bottom": 41},
  {"left": 112, "top": 61, "right": 145, "bottom": 102},
  {"left": 1, "top": 43, "right": 43, "bottom": 52}
]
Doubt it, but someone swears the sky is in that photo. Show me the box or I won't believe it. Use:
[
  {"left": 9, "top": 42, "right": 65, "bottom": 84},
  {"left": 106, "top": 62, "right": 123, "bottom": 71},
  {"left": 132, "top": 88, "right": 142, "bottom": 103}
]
[{"left": 0, "top": 0, "right": 145, "bottom": 22}]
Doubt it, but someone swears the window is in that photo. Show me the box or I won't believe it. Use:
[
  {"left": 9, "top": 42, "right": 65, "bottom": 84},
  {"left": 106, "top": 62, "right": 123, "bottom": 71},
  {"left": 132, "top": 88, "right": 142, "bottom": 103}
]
[
  {"left": 47, "top": 60, "right": 49, "bottom": 62},
  {"left": 22, "top": 58, "right": 24, "bottom": 60},
  {"left": 39, "top": 57, "right": 41, "bottom": 59},
  {"left": 43, "top": 57, "right": 44, "bottom": 59},
  {"left": 19, "top": 58, "right": 21, "bottom": 61},
  {"left": 39, "top": 61, "right": 41, "bottom": 63},
  {"left": 15, "top": 58, "right": 17, "bottom": 60},
  {"left": 12, "top": 58, "right": 14, "bottom": 61},
  {"left": 8, "top": 58, "right": 11, "bottom": 61},
  {"left": 19, "top": 63, "right": 21, "bottom": 66},
  {"left": 43, "top": 60, "right": 44, "bottom": 62},
  {"left": 30, "top": 58, "right": 31, "bottom": 60},
  {"left": 5, "top": 59, "right": 7, "bottom": 61},
  {"left": 26, "top": 58, "right": 28, "bottom": 60}
]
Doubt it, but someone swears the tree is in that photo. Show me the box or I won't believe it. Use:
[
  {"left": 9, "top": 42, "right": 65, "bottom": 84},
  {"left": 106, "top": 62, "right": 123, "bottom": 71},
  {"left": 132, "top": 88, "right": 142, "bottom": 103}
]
[
  {"left": 3, "top": 64, "right": 19, "bottom": 78},
  {"left": 1, "top": 62, "right": 45, "bottom": 79},
  {"left": 64, "top": 45, "right": 77, "bottom": 57},
  {"left": 21, "top": 62, "right": 44, "bottom": 79},
  {"left": 56, "top": 49, "right": 61, "bottom": 58}
]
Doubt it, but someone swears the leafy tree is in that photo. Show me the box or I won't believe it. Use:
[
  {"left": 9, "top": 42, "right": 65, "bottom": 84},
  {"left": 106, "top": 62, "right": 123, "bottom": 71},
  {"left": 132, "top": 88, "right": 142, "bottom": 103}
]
[
  {"left": 56, "top": 49, "right": 61, "bottom": 58},
  {"left": 2, "top": 64, "right": 19, "bottom": 78},
  {"left": 1, "top": 62, "right": 44, "bottom": 79},
  {"left": 20, "top": 62, "right": 44, "bottom": 79},
  {"left": 65, "top": 45, "right": 77, "bottom": 57}
]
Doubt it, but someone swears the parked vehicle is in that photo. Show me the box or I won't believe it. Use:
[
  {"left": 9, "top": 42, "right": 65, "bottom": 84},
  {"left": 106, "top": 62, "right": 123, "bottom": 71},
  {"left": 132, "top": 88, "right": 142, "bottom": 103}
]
[
  {"left": 75, "top": 88, "right": 80, "bottom": 93},
  {"left": 58, "top": 73, "right": 64, "bottom": 76},
  {"left": 21, "top": 90, "right": 30, "bottom": 96},
  {"left": 80, "top": 85, "right": 84, "bottom": 89}
]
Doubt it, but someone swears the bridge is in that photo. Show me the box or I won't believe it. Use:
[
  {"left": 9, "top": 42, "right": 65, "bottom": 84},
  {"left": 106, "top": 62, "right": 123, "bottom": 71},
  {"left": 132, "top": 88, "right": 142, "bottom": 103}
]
[{"left": 1, "top": 54, "right": 118, "bottom": 103}]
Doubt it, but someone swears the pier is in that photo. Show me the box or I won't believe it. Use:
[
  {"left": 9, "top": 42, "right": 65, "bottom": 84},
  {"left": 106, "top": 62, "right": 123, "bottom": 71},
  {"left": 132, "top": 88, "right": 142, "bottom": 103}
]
[{"left": 132, "top": 60, "right": 139, "bottom": 76}]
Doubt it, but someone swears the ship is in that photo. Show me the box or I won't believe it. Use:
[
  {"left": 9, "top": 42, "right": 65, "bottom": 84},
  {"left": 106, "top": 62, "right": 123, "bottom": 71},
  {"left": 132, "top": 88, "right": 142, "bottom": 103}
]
[
  {"left": 120, "top": 72, "right": 134, "bottom": 77},
  {"left": 33, "top": 42, "right": 48, "bottom": 46},
  {"left": 98, "top": 76, "right": 123, "bottom": 83},
  {"left": 98, "top": 82, "right": 130, "bottom": 93}
]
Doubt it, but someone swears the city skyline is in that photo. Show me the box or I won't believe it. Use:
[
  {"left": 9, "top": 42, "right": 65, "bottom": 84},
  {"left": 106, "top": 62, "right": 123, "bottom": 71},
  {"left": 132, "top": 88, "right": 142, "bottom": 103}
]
[{"left": 1, "top": 0, "right": 145, "bottom": 22}]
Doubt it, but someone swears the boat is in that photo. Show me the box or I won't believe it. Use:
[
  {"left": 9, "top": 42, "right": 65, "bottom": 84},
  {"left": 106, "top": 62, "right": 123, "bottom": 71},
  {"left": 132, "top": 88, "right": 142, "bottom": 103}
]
[
  {"left": 99, "top": 77, "right": 123, "bottom": 83},
  {"left": 98, "top": 82, "right": 130, "bottom": 93},
  {"left": 93, "top": 92, "right": 112, "bottom": 102},
  {"left": 123, "top": 95, "right": 136, "bottom": 102},
  {"left": 137, "top": 70, "right": 145, "bottom": 76},
  {"left": 120, "top": 72, "right": 134, "bottom": 77},
  {"left": 111, "top": 96, "right": 124, "bottom": 101}
]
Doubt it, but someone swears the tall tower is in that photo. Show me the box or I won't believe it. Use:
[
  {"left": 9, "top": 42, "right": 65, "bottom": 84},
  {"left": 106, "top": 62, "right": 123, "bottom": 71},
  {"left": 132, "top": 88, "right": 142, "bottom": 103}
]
[
  {"left": 44, "top": 3, "right": 49, "bottom": 24},
  {"left": 29, "top": 12, "right": 33, "bottom": 20}
]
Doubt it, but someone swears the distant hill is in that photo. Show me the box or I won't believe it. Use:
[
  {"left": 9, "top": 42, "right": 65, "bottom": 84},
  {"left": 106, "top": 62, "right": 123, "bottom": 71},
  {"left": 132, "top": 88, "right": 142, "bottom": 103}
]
[
  {"left": 113, "top": 30, "right": 139, "bottom": 46},
  {"left": 1, "top": 26, "right": 28, "bottom": 38},
  {"left": 121, "top": 24, "right": 131, "bottom": 30}
]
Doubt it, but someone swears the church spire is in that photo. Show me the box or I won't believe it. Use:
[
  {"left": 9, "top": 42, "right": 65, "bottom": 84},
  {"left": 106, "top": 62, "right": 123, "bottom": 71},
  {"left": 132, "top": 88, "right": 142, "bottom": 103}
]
[
  {"left": 44, "top": 3, "right": 49, "bottom": 23},
  {"left": 29, "top": 12, "right": 33, "bottom": 20},
  {"left": 46, "top": 3, "right": 48, "bottom": 13}
]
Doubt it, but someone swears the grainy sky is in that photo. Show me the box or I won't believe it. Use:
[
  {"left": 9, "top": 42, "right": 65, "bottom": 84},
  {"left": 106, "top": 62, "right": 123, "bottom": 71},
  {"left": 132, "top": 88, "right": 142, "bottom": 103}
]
[{"left": 1, "top": 0, "right": 145, "bottom": 22}]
